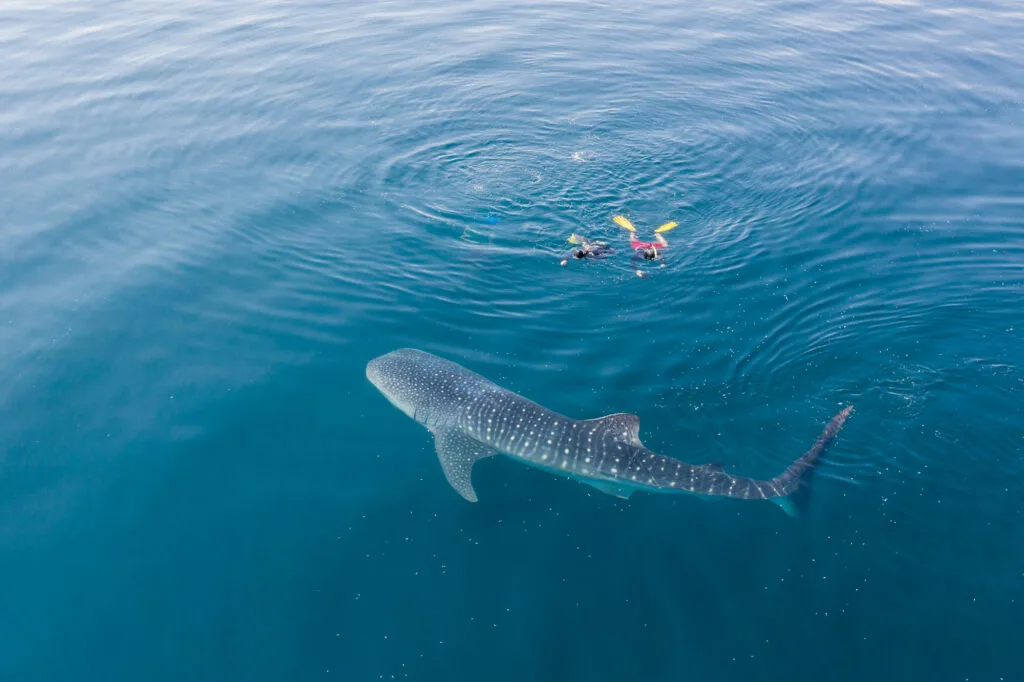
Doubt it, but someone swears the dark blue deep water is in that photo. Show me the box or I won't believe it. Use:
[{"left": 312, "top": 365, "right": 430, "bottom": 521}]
[{"left": 2, "top": 1, "right": 1023, "bottom": 680}]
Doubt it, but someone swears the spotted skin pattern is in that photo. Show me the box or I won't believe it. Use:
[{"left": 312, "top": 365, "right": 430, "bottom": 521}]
[{"left": 366, "top": 348, "right": 852, "bottom": 507}]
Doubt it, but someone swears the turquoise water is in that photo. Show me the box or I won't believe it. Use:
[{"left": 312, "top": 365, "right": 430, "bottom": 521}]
[{"left": 2, "top": 0, "right": 1023, "bottom": 679}]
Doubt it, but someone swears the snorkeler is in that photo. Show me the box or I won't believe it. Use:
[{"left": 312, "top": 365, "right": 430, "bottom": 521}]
[
  {"left": 560, "top": 233, "right": 614, "bottom": 266},
  {"left": 614, "top": 215, "right": 677, "bottom": 260},
  {"left": 614, "top": 215, "right": 677, "bottom": 277}
]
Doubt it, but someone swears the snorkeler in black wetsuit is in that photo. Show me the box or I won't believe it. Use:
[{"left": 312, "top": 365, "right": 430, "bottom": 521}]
[{"left": 560, "top": 234, "right": 614, "bottom": 266}]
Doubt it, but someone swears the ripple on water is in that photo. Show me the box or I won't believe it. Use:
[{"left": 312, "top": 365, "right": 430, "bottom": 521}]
[{"left": 2, "top": 2, "right": 1023, "bottom": 592}]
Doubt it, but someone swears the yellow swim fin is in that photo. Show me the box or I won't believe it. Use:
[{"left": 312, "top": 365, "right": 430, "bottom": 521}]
[
  {"left": 655, "top": 221, "right": 678, "bottom": 233},
  {"left": 613, "top": 215, "right": 636, "bottom": 232}
]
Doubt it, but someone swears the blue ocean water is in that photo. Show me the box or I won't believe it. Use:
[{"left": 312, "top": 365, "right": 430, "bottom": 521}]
[{"left": 2, "top": 0, "right": 1023, "bottom": 679}]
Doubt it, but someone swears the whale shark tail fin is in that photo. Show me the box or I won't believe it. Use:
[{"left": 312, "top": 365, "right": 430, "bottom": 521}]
[{"left": 769, "top": 405, "right": 854, "bottom": 517}]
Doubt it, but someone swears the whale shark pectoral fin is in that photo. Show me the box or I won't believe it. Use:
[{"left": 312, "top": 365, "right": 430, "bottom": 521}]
[
  {"left": 586, "top": 413, "right": 643, "bottom": 447},
  {"left": 583, "top": 479, "right": 635, "bottom": 500},
  {"left": 770, "top": 496, "right": 799, "bottom": 517},
  {"left": 431, "top": 428, "right": 499, "bottom": 503}
]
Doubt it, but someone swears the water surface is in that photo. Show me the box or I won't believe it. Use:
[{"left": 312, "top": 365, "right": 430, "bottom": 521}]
[{"left": 1, "top": 1, "right": 1023, "bottom": 680}]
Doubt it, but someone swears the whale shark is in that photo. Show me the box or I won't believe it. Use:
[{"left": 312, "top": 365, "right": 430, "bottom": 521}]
[{"left": 366, "top": 348, "right": 852, "bottom": 514}]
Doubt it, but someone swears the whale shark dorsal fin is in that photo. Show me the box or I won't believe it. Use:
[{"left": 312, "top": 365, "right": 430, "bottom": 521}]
[
  {"left": 431, "top": 427, "right": 498, "bottom": 503},
  {"left": 586, "top": 412, "right": 643, "bottom": 447}
]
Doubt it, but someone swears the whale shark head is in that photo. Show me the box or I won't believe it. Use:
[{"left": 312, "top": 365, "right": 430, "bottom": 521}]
[
  {"left": 366, "top": 348, "right": 480, "bottom": 427},
  {"left": 366, "top": 348, "right": 428, "bottom": 421}
]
